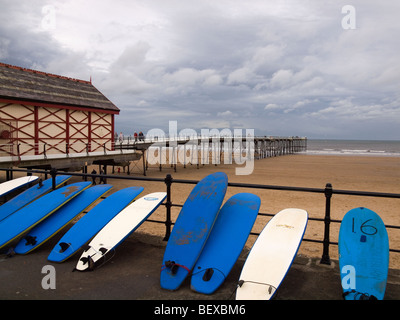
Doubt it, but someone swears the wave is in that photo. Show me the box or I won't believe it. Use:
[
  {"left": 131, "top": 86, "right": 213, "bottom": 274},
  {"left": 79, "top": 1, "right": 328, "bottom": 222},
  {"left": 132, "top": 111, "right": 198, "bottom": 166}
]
[
  {"left": 305, "top": 139, "right": 400, "bottom": 157},
  {"left": 304, "top": 149, "right": 400, "bottom": 157}
]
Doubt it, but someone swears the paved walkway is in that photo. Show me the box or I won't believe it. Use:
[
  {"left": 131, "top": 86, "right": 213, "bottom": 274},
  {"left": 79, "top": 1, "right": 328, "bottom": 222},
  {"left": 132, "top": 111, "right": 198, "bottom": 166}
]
[{"left": 1, "top": 232, "right": 399, "bottom": 300}]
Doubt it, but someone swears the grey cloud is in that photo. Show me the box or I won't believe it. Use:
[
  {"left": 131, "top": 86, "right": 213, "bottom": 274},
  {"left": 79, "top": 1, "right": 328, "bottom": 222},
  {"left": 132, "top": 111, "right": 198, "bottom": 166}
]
[{"left": 0, "top": 0, "right": 399, "bottom": 139}]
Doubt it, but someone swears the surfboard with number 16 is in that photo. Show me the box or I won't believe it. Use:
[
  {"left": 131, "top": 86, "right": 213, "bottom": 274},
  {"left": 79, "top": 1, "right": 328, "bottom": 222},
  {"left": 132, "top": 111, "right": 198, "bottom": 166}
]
[{"left": 339, "top": 207, "right": 389, "bottom": 300}]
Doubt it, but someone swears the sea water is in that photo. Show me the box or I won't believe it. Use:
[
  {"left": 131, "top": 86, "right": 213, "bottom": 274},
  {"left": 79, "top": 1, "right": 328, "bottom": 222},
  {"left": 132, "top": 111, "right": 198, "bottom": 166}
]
[{"left": 305, "top": 139, "right": 400, "bottom": 157}]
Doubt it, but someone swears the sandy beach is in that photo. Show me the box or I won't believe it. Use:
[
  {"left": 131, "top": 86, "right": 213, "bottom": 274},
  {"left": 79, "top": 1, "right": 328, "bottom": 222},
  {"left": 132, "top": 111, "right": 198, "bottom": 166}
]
[
  {"left": 2, "top": 154, "right": 400, "bottom": 269},
  {"left": 91, "top": 153, "right": 400, "bottom": 269}
]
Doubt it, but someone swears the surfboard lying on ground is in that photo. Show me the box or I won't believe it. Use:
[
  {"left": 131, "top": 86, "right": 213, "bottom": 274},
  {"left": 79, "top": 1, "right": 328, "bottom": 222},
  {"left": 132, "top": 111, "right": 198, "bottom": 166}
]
[
  {"left": 0, "top": 176, "right": 39, "bottom": 199},
  {"left": 0, "top": 175, "right": 71, "bottom": 222},
  {"left": 190, "top": 193, "right": 260, "bottom": 294},
  {"left": 47, "top": 186, "right": 144, "bottom": 263},
  {"left": 160, "top": 172, "right": 228, "bottom": 291},
  {"left": 236, "top": 208, "right": 308, "bottom": 300},
  {"left": 14, "top": 184, "right": 113, "bottom": 255},
  {"left": 0, "top": 182, "right": 91, "bottom": 251},
  {"left": 339, "top": 207, "right": 389, "bottom": 300},
  {"left": 75, "top": 192, "right": 167, "bottom": 271}
]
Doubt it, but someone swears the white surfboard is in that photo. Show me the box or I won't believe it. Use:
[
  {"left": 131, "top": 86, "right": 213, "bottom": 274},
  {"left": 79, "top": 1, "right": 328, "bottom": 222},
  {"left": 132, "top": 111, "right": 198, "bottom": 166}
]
[
  {"left": 75, "top": 192, "right": 167, "bottom": 271},
  {"left": 0, "top": 176, "right": 39, "bottom": 198},
  {"left": 236, "top": 208, "right": 308, "bottom": 300}
]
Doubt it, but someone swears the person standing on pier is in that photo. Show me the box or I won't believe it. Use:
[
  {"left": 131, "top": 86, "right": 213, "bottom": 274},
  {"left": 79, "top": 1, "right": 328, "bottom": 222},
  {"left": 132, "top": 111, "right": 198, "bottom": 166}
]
[
  {"left": 91, "top": 169, "right": 97, "bottom": 185},
  {"left": 139, "top": 131, "right": 144, "bottom": 141}
]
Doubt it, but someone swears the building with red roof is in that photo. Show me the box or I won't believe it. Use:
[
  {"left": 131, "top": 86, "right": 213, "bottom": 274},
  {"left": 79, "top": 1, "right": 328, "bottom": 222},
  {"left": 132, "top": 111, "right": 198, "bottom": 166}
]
[{"left": 0, "top": 62, "right": 119, "bottom": 158}]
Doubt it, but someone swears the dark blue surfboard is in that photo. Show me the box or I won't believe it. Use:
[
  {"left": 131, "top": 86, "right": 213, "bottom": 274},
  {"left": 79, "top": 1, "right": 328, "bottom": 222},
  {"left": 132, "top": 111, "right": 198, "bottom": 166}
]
[
  {"left": 47, "top": 186, "right": 144, "bottom": 262},
  {"left": 0, "top": 175, "right": 71, "bottom": 222},
  {"left": 191, "top": 193, "right": 260, "bottom": 294},
  {"left": 339, "top": 207, "right": 389, "bottom": 300},
  {"left": 14, "top": 184, "right": 113, "bottom": 254},
  {"left": 160, "top": 172, "right": 228, "bottom": 291},
  {"left": 0, "top": 182, "right": 91, "bottom": 251}
]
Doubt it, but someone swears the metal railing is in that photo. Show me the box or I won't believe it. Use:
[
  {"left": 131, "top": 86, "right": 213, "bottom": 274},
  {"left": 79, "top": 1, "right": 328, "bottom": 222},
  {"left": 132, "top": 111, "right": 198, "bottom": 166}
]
[{"left": 1, "top": 167, "right": 399, "bottom": 266}]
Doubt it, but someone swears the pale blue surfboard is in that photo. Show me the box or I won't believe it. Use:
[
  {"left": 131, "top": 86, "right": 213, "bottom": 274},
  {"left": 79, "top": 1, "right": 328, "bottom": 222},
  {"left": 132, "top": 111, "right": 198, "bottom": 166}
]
[
  {"left": 339, "top": 207, "right": 389, "bottom": 300},
  {"left": 0, "top": 175, "right": 71, "bottom": 222},
  {"left": 191, "top": 193, "right": 260, "bottom": 294},
  {"left": 14, "top": 184, "right": 113, "bottom": 254},
  {"left": 0, "top": 182, "right": 91, "bottom": 251},
  {"left": 160, "top": 172, "right": 228, "bottom": 291},
  {"left": 47, "top": 186, "right": 144, "bottom": 262}
]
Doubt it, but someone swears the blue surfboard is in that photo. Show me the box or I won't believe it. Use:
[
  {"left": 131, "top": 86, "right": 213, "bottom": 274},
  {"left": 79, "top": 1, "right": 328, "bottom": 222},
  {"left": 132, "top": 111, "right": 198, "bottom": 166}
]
[
  {"left": 0, "top": 182, "right": 91, "bottom": 251},
  {"left": 160, "top": 172, "right": 228, "bottom": 291},
  {"left": 47, "top": 186, "right": 144, "bottom": 262},
  {"left": 190, "top": 193, "right": 260, "bottom": 294},
  {"left": 0, "top": 175, "right": 71, "bottom": 222},
  {"left": 14, "top": 184, "right": 113, "bottom": 254},
  {"left": 339, "top": 207, "right": 389, "bottom": 300}
]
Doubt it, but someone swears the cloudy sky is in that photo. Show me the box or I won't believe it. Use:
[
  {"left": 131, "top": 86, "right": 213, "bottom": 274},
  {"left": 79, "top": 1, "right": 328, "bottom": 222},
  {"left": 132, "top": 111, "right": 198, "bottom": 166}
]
[{"left": 1, "top": 0, "right": 399, "bottom": 140}]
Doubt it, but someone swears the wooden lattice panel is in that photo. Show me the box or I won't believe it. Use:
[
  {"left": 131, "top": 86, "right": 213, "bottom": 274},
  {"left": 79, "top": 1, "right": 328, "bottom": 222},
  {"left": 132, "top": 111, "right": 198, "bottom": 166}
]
[
  {"left": 0, "top": 103, "right": 35, "bottom": 156},
  {"left": 68, "top": 110, "right": 89, "bottom": 153},
  {"left": 91, "top": 112, "right": 113, "bottom": 152},
  {"left": 37, "top": 106, "right": 67, "bottom": 155}
]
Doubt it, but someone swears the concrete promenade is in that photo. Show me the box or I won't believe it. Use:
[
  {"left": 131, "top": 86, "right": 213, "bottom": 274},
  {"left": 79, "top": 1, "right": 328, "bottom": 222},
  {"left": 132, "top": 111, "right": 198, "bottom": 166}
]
[{"left": 1, "top": 232, "right": 399, "bottom": 301}]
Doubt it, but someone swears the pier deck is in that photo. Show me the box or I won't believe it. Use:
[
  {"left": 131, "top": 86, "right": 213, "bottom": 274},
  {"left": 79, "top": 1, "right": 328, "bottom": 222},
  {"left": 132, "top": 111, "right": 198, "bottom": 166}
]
[{"left": 0, "top": 136, "right": 307, "bottom": 175}]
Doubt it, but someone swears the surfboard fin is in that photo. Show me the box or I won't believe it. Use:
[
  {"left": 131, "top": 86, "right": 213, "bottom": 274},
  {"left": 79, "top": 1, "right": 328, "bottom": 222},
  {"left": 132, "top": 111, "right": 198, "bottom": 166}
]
[
  {"left": 59, "top": 242, "right": 71, "bottom": 253},
  {"left": 202, "top": 268, "right": 214, "bottom": 281},
  {"left": 343, "top": 290, "right": 378, "bottom": 300},
  {"left": 165, "top": 260, "right": 179, "bottom": 275},
  {"left": 24, "top": 235, "right": 37, "bottom": 246},
  {"left": 80, "top": 255, "right": 95, "bottom": 271},
  {"left": 163, "top": 260, "right": 191, "bottom": 275}
]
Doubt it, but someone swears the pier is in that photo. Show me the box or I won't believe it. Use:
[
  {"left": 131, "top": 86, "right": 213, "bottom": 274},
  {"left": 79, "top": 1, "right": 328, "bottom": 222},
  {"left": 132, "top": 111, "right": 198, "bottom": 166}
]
[
  {"left": 0, "top": 136, "right": 307, "bottom": 176},
  {"left": 117, "top": 135, "right": 307, "bottom": 174},
  {"left": 254, "top": 136, "right": 307, "bottom": 158}
]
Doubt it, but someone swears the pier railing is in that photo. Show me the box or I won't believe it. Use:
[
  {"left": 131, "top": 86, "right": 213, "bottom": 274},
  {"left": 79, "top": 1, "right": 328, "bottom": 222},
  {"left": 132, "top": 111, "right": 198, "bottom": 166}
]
[{"left": 1, "top": 167, "right": 399, "bottom": 265}]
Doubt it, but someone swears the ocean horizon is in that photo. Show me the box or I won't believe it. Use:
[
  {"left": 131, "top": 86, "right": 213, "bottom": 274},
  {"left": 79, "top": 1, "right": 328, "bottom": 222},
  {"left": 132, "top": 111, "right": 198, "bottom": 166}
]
[{"left": 304, "top": 139, "right": 400, "bottom": 157}]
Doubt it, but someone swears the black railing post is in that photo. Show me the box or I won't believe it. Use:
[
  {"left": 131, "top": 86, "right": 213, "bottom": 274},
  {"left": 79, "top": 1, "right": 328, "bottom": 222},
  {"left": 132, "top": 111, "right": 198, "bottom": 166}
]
[
  {"left": 320, "top": 183, "right": 333, "bottom": 265},
  {"left": 50, "top": 168, "right": 57, "bottom": 190},
  {"left": 163, "top": 174, "right": 173, "bottom": 241}
]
